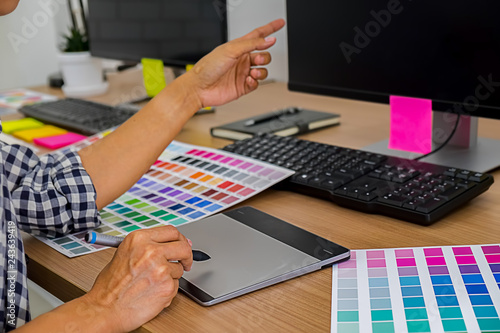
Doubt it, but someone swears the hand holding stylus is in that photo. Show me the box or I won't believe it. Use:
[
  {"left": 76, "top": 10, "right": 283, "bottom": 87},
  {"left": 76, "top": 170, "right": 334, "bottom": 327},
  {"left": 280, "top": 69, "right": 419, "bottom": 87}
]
[
  {"left": 83, "top": 226, "right": 193, "bottom": 332},
  {"left": 85, "top": 231, "right": 211, "bottom": 261}
]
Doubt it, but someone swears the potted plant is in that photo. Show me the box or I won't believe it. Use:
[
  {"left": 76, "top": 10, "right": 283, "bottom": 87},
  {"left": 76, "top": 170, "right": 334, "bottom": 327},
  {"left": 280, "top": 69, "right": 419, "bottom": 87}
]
[{"left": 57, "top": 1, "right": 108, "bottom": 97}]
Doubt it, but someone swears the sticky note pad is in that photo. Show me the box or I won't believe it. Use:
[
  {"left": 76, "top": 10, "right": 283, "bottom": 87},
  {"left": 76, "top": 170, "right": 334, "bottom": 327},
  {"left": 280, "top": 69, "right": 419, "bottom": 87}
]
[
  {"left": 1, "top": 118, "right": 44, "bottom": 134},
  {"left": 388, "top": 96, "right": 433, "bottom": 154},
  {"left": 13, "top": 125, "right": 67, "bottom": 143},
  {"left": 33, "top": 132, "right": 86, "bottom": 149},
  {"left": 141, "top": 58, "right": 166, "bottom": 97}
]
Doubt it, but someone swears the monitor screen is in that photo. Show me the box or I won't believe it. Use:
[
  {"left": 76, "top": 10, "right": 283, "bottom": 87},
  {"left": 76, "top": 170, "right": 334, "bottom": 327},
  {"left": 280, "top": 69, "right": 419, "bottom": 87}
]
[
  {"left": 286, "top": 0, "right": 500, "bottom": 119},
  {"left": 87, "top": 0, "right": 227, "bottom": 67}
]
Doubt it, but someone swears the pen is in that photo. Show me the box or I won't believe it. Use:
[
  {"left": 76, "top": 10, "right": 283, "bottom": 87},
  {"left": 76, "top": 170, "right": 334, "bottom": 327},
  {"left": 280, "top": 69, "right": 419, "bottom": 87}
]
[
  {"left": 84, "top": 231, "right": 211, "bottom": 261},
  {"left": 244, "top": 107, "right": 301, "bottom": 126}
]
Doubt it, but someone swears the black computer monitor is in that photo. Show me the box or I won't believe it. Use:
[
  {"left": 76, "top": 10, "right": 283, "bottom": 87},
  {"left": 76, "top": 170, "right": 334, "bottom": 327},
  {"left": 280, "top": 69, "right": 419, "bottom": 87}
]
[
  {"left": 286, "top": 0, "right": 500, "bottom": 172},
  {"left": 87, "top": 0, "right": 227, "bottom": 67}
]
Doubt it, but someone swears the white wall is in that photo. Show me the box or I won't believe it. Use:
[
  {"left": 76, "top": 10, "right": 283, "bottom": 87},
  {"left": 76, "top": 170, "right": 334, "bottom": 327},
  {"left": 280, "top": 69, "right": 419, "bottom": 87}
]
[
  {"left": 227, "top": 0, "right": 288, "bottom": 82},
  {"left": 0, "top": 0, "right": 72, "bottom": 90},
  {"left": 0, "top": 0, "right": 288, "bottom": 91}
]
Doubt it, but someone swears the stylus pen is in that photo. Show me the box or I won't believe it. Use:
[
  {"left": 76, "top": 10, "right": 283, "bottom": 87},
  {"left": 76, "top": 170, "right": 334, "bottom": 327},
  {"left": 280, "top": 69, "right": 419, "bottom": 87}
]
[
  {"left": 84, "top": 231, "right": 211, "bottom": 261},
  {"left": 244, "top": 107, "right": 300, "bottom": 126}
]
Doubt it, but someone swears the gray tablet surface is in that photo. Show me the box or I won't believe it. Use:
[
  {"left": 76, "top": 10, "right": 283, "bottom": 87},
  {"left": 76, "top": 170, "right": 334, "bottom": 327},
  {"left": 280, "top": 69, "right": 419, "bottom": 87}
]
[{"left": 177, "top": 206, "right": 350, "bottom": 306}]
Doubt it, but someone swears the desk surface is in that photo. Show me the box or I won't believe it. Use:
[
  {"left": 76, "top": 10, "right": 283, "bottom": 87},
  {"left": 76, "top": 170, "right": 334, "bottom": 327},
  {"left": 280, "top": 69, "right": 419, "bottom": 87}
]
[{"left": 20, "top": 76, "right": 500, "bottom": 333}]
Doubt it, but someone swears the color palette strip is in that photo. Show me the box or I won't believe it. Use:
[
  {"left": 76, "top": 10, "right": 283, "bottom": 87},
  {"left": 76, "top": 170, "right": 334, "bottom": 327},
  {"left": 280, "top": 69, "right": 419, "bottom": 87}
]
[
  {"left": 36, "top": 135, "right": 294, "bottom": 257},
  {"left": 332, "top": 245, "right": 500, "bottom": 333}
]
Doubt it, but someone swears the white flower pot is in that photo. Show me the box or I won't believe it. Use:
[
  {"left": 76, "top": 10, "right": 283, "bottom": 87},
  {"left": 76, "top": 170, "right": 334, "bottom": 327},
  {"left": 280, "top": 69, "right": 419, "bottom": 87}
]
[{"left": 57, "top": 51, "right": 109, "bottom": 97}]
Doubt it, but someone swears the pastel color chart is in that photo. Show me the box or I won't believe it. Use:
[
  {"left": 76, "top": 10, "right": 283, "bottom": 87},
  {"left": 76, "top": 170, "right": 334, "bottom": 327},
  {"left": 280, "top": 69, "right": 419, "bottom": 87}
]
[
  {"left": 36, "top": 134, "right": 294, "bottom": 258},
  {"left": 332, "top": 245, "right": 500, "bottom": 333},
  {"left": 0, "top": 88, "right": 57, "bottom": 110}
]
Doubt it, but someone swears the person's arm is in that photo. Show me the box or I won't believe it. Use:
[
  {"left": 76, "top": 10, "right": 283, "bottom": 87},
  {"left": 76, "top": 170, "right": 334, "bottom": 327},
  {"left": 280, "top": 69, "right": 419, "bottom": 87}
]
[
  {"left": 14, "top": 19, "right": 286, "bottom": 332},
  {"left": 16, "top": 226, "right": 193, "bottom": 333},
  {"left": 79, "top": 19, "right": 285, "bottom": 209}
]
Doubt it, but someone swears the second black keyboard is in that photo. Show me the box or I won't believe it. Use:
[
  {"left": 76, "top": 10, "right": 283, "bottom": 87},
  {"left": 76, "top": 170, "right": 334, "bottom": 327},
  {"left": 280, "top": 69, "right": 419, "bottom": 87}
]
[
  {"left": 223, "top": 133, "right": 494, "bottom": 225},
  {"left": 19, "top": 98, "right": 138, "bottom": 135}
]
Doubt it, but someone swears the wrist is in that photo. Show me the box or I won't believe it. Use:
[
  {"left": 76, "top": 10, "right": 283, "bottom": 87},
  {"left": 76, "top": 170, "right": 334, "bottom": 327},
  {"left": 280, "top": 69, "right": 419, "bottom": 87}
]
[
  {"left": 168, "top": 71, "right": 204, "bottom": 111},
  {"left": 76, "top": 292, "right": 124, "bottom": 333}
]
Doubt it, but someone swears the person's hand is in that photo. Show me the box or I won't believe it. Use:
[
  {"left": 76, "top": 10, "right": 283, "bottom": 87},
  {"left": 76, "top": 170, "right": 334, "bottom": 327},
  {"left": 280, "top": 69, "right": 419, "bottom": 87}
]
[
  {"left": 187, "top": 19, "right": 285, "bottom": 108},
  {"left": 83, "top": 226, "right": 193, "bottom": 332}
]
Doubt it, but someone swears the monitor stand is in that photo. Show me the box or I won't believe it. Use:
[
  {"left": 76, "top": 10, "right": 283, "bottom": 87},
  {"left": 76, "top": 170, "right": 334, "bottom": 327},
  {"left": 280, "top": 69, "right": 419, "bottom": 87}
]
[{"left": 363, "top": 111, "right": 500, "bottom": 173}]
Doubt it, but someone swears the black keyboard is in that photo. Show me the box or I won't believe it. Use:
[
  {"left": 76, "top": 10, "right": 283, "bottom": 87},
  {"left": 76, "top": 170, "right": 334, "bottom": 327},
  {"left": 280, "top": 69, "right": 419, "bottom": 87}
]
[
  {"left": 222, "top": 133, "right": 494, "bottom": 225},
  {"left": 19, "top": 98, "right": 138, "bottom": 135}
]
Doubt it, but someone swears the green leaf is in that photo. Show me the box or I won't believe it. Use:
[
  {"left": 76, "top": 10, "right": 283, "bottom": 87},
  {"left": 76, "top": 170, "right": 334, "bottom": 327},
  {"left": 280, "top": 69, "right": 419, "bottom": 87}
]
[{"left": 61, "top": 27, "right": 90, "bottom": 52}]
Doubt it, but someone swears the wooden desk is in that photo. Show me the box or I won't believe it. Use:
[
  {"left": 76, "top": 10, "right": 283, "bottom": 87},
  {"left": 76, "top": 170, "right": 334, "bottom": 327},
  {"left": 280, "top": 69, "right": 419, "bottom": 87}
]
[{"left": 21, "top": 77, "right": 500, "bottom": 332}]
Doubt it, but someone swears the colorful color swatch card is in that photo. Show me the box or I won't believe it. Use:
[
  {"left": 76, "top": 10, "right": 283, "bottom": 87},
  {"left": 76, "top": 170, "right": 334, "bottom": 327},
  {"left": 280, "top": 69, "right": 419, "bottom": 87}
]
[
  {"left": 36, "top": 134, "right": 294, "bottom": 257},
  {"left": 332, "top": 244, "right": 500, "bottom": 333},
  {"left": 0, "top": 89, "right": 57, "bottom": 115}
]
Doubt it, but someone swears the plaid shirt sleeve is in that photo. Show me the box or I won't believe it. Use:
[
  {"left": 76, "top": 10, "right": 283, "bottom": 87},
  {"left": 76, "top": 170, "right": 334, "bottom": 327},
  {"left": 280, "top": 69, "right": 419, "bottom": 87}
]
[
  {"left": 4, "top": 145, "right": 100, "bottom": 238},
  {"left": 1, "top": 134, "right": 100, "bottom": 330}
]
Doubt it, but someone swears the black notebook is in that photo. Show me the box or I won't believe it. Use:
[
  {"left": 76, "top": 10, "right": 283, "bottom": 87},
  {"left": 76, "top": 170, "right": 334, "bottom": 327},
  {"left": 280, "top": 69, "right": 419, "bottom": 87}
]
[{"left": 210, "top": 107, "right": 340, "bottom": 140}]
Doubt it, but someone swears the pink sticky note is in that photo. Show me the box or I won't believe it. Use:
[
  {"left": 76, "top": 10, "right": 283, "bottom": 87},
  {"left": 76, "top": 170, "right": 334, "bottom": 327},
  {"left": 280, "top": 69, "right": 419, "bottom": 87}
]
[
  {"left": 33, "top": 132, "right": 87, "bottom": 149},
  {"left": 388, "top": 96, "right": 432, "bottom": 154}
]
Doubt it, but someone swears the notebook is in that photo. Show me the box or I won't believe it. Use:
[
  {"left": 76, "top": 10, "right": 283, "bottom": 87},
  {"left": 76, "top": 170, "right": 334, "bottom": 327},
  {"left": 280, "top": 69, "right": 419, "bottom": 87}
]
[{"left": 210, "top": 107, "right": 340, "bottom": 140}]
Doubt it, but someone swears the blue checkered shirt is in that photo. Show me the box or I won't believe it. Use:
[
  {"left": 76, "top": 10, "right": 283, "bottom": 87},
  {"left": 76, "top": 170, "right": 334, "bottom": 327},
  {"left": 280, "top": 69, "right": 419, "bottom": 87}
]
[{"left": 0, "top": 125, "right": 99, "bottom": 331}]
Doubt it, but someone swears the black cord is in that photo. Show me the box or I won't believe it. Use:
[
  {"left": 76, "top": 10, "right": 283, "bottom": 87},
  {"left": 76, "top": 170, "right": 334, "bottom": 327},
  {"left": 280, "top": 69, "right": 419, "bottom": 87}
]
[{"left": 415, "top": 115, "right": 461, "bottom": 161}]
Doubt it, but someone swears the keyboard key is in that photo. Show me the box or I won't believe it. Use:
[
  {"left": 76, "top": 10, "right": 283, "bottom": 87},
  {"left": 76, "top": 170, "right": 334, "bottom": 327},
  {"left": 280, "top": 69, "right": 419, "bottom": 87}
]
[
  {"left": 308, "top": 176, "right": 326, "bottom": 187},
  {"left": 438, "top": 186, "right": 467, "bottom": 200},
  {"left": 416, "top": 197, "right": 446, "bottom": 213},
  {"left": 293, "top": 173, "right": 312, "bottom": 184},
  {"left": 444, "top": 167, "right": 458, "bottom": 176},
  {"left": 457, "top": 170, "right": 472, "bottom": 179},
  {"left": 403, "top": 201, "right": 418, "bottom": 210},
  {"left": 469, "top": 172, "right": 488, "bottom": 182},
  {"left": 334, "top": 186, "right": 349, "bottom": 196},
  {"left": 358, "top": 191, "right": 378, "bottom": 202},
  {"left": 369, "top": 169, "right": 384, "bottom": 178},
  {"left": 393, "top": 173, "right": 412, "bottom": 183},
  {"left": 320, "top": 179, "right": 344, "bottom": 190},
  {"left": 347, "top": 188, "right": 362, "bottom": 198},
  {"left": 378, "top": 194, "right": 407, "bottom": 207},
  {"left": 414, "top": 194, "right": 433, "bottom": 203},
  {"left": 456, "top": 180, "right": 476, "bottom": 189}
]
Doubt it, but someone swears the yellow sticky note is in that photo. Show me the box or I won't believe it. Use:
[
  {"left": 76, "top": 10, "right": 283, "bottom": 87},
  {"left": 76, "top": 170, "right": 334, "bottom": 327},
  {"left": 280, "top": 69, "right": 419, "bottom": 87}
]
[
  {"left": 141, "top": 58, "right": 166, "bottom": 97},
  {"left": 13, "top": 125, "right": 67, "bottom": 143},
  {"left": 185, "top": 64, "right": 195, "bottom": 72},
  {"left": 2, "top": 118, "right": 44, "bottom": 134}
]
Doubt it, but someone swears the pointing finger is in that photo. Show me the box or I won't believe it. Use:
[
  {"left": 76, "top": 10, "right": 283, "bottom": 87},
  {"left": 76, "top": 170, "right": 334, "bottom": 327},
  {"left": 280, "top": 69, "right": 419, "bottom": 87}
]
[
  {"left": 234, "top": 19, "right": 285, "bottom": 42},
  {"left": 224, "top": 37, "right": 276, "bottom": 60}
]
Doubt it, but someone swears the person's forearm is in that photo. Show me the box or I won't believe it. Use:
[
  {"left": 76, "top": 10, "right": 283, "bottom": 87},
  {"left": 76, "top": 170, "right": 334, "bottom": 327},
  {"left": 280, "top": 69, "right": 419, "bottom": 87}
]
[
  {"left": 78, "top": 73, "right": 202, "bottom": 209},
  {"left": 14, "top": 294, "right": 119, "bottom": 333}
]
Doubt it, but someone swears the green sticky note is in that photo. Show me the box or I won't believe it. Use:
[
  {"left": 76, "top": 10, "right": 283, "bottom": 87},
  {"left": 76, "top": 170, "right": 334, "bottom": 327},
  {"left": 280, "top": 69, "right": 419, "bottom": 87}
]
[
  {"left": 2, "top": 118, "right": 44, "bottom": 134},
  {"left": 141, "top": 58, "right": 166, "bottom": 97}
]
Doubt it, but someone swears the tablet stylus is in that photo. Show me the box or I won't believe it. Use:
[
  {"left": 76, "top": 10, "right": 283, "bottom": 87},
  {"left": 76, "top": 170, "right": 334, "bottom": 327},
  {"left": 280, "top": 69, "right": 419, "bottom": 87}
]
[{"left": 84, "top": 231, "right": 211, "bottom": 261}]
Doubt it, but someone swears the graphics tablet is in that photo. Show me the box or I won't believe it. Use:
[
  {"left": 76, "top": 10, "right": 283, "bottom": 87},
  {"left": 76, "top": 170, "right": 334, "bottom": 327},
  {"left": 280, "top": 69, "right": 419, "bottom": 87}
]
[{"left": 177, "top": 206, "right": 350, "bottom": 306}]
